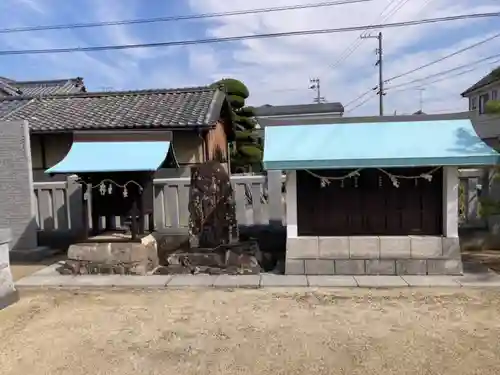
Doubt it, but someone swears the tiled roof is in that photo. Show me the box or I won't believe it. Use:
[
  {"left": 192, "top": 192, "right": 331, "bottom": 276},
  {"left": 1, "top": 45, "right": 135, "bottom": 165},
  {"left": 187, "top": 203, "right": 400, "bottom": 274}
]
[
  {"left": 461, "top": 66, "right": 500, "bottom": 96},
  {"left": 254, "top": 102, "right": 344, "bottom": 117},
  {"left": 1, "top": 87, "right": 226, "bottom": 132},
  {"left": 0, "top": 77, "right": 86, "bottom": 97},
  {"left": 0, "top": 76, "right": 87, "bottom": 116}
]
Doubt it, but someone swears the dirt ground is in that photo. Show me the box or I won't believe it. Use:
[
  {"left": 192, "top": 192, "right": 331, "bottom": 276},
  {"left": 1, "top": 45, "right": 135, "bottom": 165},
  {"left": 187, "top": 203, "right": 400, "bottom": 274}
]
[
  {"left": 1, "top": 289, "right": 500, "bottom": 375},
  {"left": 463, "top": 249, "right": 500, "bottom": 273}
]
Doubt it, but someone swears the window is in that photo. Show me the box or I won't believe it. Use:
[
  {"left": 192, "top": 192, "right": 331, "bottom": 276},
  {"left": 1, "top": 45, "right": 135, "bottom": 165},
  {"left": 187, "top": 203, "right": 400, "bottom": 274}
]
[
  {"left": 492, "top": 89, "right": 498, "bottom": 100},
  {"left": 479, "top": 93, "right": 490, "bottom": 114},
  {"left": 470, "top": 96, "right": 478, "bottom": 111}
]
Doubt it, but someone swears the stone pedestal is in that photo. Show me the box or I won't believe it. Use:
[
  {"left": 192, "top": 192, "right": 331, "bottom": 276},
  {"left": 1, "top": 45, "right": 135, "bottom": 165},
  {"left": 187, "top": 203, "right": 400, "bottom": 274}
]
[
  {"left": 285, "top": 236, "right": 463, "bottom": 276},
  {"left": 1, "top": 229, "right": 18, "bottom": 309},
  {"left": 61, "top": 234, "right": 159, "bottom": 275}
]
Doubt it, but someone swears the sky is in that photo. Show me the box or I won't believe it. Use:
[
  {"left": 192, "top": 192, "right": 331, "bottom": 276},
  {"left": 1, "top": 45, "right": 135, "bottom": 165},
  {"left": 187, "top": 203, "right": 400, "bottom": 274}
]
[{"left": 0, "top": 0, "right": 499, "bottom": 116}]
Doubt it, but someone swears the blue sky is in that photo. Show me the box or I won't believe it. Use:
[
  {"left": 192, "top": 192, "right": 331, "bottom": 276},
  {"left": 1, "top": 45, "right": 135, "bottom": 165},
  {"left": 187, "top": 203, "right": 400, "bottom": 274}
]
[{"left": 0, "top": 0, "right": 499, "bottom": 115}]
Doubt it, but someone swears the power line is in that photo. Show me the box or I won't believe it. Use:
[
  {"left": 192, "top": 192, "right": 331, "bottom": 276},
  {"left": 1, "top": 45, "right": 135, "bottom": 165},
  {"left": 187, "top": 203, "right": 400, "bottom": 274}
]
[
  {"left": 388, "top": 56, "right": 500, "bottom": 94},
  {"left": 385, "top": 52, "right": 500, "bottom": 91},
  {"left": 345, "top": 93, "right": 378, "bottom": 113},
  {"left": 0, "top": 0, "right": 372, "bottom": 34},
  {"left": 0, "top": 12, "right": 498, "bottom": 56},
  {"left": 384, "top": 31, "right": 500, "bottom": 83},
  {"left": 344, "top": 87, "right": 377, "bottom": 108},
  {"left": 330, "top": 0, "right": 401, "bottom": 69}
]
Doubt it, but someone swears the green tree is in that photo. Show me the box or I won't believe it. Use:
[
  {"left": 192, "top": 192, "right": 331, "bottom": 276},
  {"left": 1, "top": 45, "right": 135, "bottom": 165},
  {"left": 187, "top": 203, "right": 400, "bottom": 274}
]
[
  {"left": 211, "top": 78, "right": 263, "bottom": 173},
  {"left": 485, "top": 100, "right": 500, "bottom": 114}
]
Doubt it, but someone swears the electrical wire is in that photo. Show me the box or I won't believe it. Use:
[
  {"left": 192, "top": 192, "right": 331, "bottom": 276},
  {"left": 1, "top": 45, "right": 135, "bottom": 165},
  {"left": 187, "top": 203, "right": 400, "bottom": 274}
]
[
  {"left": 385, "top": 52, "right": 500, "bottom": 91},
  {"left": 0, "top": 12, "right": 497, "bottom": 56},
  {"left": 0, "top": 0, "right": 372, "bottom": 34},
  {"left": 344, "top": 86, "right": 378, "bottom": 108},
  {"left": 345, "top": 93, "right": 378, "bottom": 112},
  {"left": 330, "top": 0, "right": 400, "bottom": 69},
  {"left": 384, "top": 31, "right": 500, "bottom": 83}
]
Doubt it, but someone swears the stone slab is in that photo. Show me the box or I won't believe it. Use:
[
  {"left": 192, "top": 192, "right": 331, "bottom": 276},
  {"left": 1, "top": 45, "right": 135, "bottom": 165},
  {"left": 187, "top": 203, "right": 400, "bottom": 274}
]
[
  {"left": 396, "top": 260, "right": 427, "bottom": 275},
  {"left": 410, "top": 236, "right": 442, "bottom": 258},
  {"left": 166, "top": 274, "right": 217, "bottom": 287},
  {"left": 15, "top": 275, "right": 76, "bottom": 287},
  {"left": 213, "top": 275, "right": 260, "bottom": 288},
  {"left": 349, "top": 237, "right": 379, "bottom": 259},
  {"left": 379, "top": 236, "right": 411, "bottom": 259},
  {"left": 335, "top": 260, "right": 365, "bottom": 275},
  {"left": 30, "top": 262, "right": 65, "bottom": 277},
  {"left": 304, "top": 259, "right": 335, "bottom": 275},
  {"left": 427, "top": 259, "right": 463, "bottom": 275},
  {"left": 287, "top": 237, "right": 319, "bottom": 259},
  {"left": 260, "top": 274, "right": 308, "bottom": 287},
  {"left": 354, "top": 276, "right": 408, "bottom": 288},
  {"left": 318, "top": 237, "right": 349, "bottom": 259},
  {"left": 402, "top": 276, "right": 461, "bottom": 287},
  {"left": 105, "top": 275, "right": 171, "bottom": 287},
  {"left": 307, "top": 276, "right": 357, "bottom": 287},
  {"left": 285, "top": 259, "right": 305, "bottom": 275},
  {"left": 365, "top": 260, "right": 396, "bottom": 275}
]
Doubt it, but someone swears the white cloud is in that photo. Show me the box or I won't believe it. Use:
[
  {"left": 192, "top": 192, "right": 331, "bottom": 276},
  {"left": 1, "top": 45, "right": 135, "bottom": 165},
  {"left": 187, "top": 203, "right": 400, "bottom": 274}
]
[{"left": 187, "top": 0, "right": 500, "bottom": 115}]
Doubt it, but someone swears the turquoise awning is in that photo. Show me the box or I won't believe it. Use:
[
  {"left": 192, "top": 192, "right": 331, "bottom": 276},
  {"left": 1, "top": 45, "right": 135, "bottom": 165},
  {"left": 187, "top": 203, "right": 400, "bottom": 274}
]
[
  {"left": 45, "top": 140, "right": 173, "bottom": 174},
  {"left": 263, "top": 119, "right": 500, "bottom": 170}
]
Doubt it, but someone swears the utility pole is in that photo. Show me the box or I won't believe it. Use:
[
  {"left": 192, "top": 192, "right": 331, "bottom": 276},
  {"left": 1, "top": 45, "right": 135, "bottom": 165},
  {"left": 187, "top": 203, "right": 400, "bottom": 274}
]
[
  {"left": 309, "top": 78, "right": 325, "bottom": 104},
  {"left": 361, "top": 32, "right": 384, "bottom": 115},
  {"left": 417, "top": 87, "right": 426, "bottom": 112}
]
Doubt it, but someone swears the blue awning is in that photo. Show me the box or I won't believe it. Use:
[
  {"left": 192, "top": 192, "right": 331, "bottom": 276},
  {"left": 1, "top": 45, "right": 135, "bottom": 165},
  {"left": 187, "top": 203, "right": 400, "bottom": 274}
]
[
  {"left": 46, "top": 140, "right": 173, "bottom": 174},
  {"left": 263, "top": 119, "right": 500, "bottom": 170}
]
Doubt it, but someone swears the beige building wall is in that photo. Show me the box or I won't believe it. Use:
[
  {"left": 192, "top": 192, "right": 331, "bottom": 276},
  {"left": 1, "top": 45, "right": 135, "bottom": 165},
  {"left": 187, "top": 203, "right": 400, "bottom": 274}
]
[{"left": 30, "top": 130, "right": 208, "bottom": 179}]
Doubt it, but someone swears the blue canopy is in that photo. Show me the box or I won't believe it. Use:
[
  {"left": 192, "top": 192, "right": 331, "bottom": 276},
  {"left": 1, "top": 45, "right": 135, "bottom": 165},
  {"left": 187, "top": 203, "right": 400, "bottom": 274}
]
[
  {"left": 45, "top": 140, "right": 173, "bottom": 174},
  {"left": 263, "top": 119, "right": 500, "bottom": 170}
]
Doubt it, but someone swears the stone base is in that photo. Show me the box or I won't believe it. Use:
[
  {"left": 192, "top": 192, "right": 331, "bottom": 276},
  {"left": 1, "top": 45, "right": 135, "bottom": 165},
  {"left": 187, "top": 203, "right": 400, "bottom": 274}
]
[
  {"left": 0, "top": 290, "right": 19, "bottom": 310},
  {"left": 286, "top": 236, "right": 463, "bottom": 275},
  {"left": 154, "top": 240, "right": 263, "bottom": 275},
  {"left": 9, "top": 246, "right": 55, "bottom": 263},
  {"left": 61, "top": 234, "right": 159, "bottom": 275}
]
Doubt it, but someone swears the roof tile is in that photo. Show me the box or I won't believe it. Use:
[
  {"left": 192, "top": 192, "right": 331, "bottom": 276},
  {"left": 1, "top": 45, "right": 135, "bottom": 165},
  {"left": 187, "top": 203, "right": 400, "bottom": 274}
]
[{"left": 2, "top": 87, "right": 225, "bottom": 132}]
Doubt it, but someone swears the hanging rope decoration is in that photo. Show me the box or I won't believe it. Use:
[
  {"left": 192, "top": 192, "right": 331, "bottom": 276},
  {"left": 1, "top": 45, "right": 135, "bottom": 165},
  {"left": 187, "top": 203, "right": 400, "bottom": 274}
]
[
  {"left": 79, "top": 179, "right": 144, "bottom": 200},
  {"left": 305, "top": 166, "right": 441, "bottom": 188}
]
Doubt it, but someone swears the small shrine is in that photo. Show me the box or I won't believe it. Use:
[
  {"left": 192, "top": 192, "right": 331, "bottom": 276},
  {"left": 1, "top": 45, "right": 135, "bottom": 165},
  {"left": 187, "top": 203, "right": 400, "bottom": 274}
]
[
  {"left": 263, "top": 114, "right": 500, "bottom": 276},
  {"left": 47, "top": 130, "right": 178, "bottom": 275}
]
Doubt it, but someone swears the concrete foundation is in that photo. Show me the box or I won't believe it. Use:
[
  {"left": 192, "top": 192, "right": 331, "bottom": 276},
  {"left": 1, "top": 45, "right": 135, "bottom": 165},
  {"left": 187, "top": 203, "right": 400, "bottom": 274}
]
[{"left": 285, "top": 236, "right": 463, "bottom": 275}]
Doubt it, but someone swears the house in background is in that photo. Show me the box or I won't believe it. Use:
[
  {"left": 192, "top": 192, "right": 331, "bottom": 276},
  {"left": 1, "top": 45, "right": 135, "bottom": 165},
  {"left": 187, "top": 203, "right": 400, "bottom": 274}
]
[
  {"left": 0, "top": 76, "right": 86, "bottom": 98},
  {"left": 0, "top": 76, "right": 87, "bottom": 117},
  {"left": 255, "top": 102, "right": 344, "bottom": 124},
  {"left": 460, "top": 67, "right": 500, "bottom": 147},
  {"left": 0, "top": 84, "right": 233, "bottom": 182},
  {"left": 461, "top": 67, "right": 500, "bottom": 115}
]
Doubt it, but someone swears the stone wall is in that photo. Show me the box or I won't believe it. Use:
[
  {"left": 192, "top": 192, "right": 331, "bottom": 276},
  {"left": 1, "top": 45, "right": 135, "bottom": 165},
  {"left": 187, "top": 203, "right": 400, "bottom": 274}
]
[
  {"left": 0, "top": 120, "right": 37, "bottom": 250},
  {"left": 0, "top": 229, "right": 17, "bottom": 308},
  {"left": 285, "top": 236, "right": 462, "bottom": 275}
]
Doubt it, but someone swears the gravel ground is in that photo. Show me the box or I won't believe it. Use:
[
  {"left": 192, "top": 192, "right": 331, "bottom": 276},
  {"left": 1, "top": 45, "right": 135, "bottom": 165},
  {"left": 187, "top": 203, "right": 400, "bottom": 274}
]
[{"left": 1, "top": 288, "right": 500, "bottom": 375}]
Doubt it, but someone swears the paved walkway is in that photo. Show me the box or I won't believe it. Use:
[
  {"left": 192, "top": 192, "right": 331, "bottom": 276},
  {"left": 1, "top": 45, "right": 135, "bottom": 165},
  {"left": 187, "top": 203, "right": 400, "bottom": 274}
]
[{"left": 14, "top": 261, "right": 500, "bottom": 289}]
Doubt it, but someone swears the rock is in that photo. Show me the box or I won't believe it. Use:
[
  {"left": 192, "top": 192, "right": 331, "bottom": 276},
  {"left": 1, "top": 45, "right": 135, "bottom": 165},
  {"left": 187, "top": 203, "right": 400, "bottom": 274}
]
[
  {"left": 63, "top": 234, "right": 159, "bottom": 276},
  {"left": 188, "top": 161, "right": 239, "bottom": 248}
]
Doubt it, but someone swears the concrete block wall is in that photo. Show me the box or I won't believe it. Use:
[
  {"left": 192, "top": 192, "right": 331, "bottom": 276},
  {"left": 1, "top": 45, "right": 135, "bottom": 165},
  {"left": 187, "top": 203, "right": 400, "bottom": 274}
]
[
  {"left": 286, "top": 236, "right": 462, "bottom": 275},
  {"left": 0, "top": 229, "right": 16, "bottom": 305},
  {"left": 0, "top": 120, "right": 38, "bottom": 250}
]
